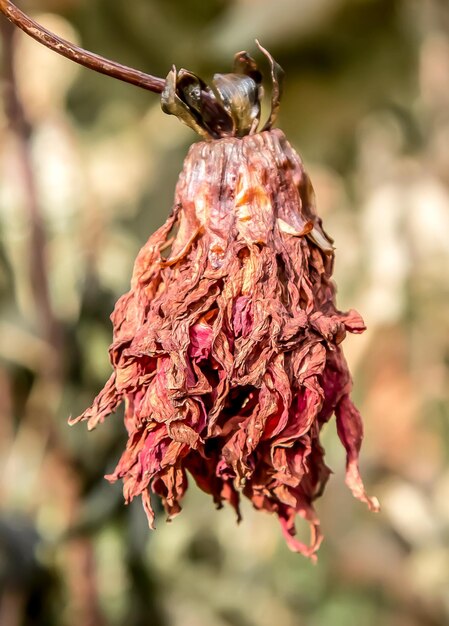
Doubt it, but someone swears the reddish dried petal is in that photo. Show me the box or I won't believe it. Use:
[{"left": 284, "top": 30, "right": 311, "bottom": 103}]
[
  {"left": 336, "top": 395, "right": 380, "bottom": 512},
  {"left": 69, "top": 373, "right": 120, "bottom": 430},
  {"left": 74, "top": 129, "right": 377, "bottom": 559}
]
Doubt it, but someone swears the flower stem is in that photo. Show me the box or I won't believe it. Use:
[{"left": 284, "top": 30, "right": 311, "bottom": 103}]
[{"left": 0, "top": 0, "right": 166, "bottom": 94}]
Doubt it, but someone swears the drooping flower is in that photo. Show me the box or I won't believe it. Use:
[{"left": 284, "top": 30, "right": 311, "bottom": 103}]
[{"left": 71, "top": 46, "right": 378, "bottom": 559}]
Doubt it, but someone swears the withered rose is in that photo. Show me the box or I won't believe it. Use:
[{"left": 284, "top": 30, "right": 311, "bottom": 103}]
[{"left": 72, "top": 50, "right": 378, "bottom": 560}]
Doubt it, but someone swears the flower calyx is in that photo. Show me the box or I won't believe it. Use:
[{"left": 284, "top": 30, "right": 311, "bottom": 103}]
[{"left": 161, "top": 41, "right": 284, "bottom": 140}]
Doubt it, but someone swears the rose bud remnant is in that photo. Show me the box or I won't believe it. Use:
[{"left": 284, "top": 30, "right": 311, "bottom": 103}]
[{"left": 71, "top": 45, "right": 379, "bottom": 560}]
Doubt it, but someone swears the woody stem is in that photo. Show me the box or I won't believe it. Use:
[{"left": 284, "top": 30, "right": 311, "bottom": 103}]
[{"left": 0, "top": 0, "right": 166, "bottom": 94}]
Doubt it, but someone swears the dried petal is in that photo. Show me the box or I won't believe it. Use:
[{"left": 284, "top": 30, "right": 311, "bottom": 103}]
[{"left": 72, "top": 129, "right": 377, "bottom": 558}]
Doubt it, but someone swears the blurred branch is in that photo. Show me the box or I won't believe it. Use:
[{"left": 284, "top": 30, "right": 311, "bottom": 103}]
[
  {"left": 0, "top": 0, "right": 166, "bottom": 93},
  {"left": 1, "top": 17, "right": 61, "bottom": 355}
]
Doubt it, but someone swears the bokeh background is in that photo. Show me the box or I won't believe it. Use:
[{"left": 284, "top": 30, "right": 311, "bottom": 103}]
[{"left": 1, "top": 0, "right": 448, "bottom": 625}]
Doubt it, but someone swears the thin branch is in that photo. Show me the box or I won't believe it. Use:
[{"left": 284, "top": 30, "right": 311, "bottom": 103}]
[{"left": 0, "top": 0, "right": 166, "bottom": 94}]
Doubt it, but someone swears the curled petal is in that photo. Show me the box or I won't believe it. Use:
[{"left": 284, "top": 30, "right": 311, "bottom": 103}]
[{"left": 336, "top": 395, "right": 380, "bottom": 512}]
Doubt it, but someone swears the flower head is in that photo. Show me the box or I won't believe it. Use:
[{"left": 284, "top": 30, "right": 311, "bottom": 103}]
[{"left": 72, "top": 128, "right": 378, "bottom": 560}]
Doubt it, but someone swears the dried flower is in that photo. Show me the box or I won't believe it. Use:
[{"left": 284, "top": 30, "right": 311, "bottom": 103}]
[{"left": 71, "top": 46, "right": 378, "bottom": 559}]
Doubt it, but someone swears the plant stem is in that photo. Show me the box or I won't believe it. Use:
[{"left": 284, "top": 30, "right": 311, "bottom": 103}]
[{"left": 0, "top": 0, "right": 166, "bottom": 94}]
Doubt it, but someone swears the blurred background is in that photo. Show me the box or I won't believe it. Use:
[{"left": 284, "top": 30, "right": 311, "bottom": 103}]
[{"left": 0, "top": 0, "right": 448, "bottom": 625}]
